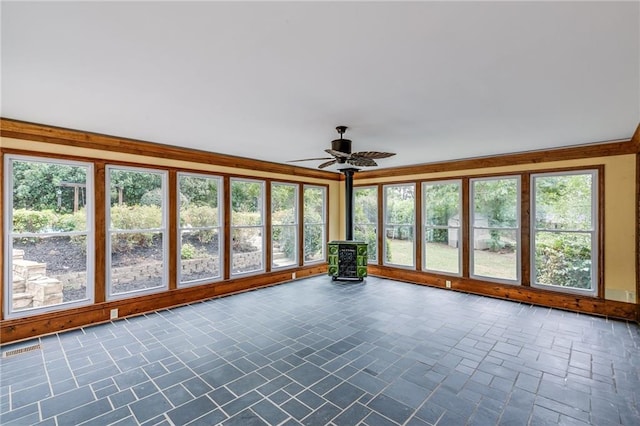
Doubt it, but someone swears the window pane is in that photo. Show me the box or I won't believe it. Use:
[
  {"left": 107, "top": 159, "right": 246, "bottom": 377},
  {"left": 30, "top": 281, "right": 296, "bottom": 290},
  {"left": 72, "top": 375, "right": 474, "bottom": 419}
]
[
  {"left": 424, "top": 182, "right": 460, "bottom": 226},
  {"left": 535, "top": 232, "right": 593, "bottom": 290},
  {"left": 272, "top": 183, "right": 297, "bottom": 225},
  {"left": 385, "top": 185, "right": 415, "bottom": 224},
  {"left": 232, "top": 180, "right": 263, "bottom": 224},
  {"left": 304, "top": 224, "right": 325, "bottom": 262},
  {"left": 304, "top": 186, "right": 326, "bottom": 264},
  {"left": 12, "top": 160, "right": 88, "bottom": 223},
  {"left": 473, "top": 178, "right": 518, "bottom": 227},
  {"left": 179, "top": 174, "right": 221, "bottom": 285},
  {"left": 232, "top": 228, "right": 263, "bottom": 274},
  {"left": 110, "top": 232, "right": 165, "bottom": 295},
  {"left": 109, "top": 169, "right": 163, "bottom": 229},
  {"left": 354, "top": 187, "right": 377, "bottom": 224},
  {"left": 273, "top": 225, "right": 297, "bottom": 267},
  {"left": 384, "top": 184, "right": 415, "bottom": 267},
  {"left": 304, "top": 186, "right": 325, "bottom": 224},
  {"left": 385, "top": 226, "right": 414, "bottom": 267},
  {"left": 180, "top": 230, "right": 221, "bottom": 283},
  {"left": 354, "top": 187, "right": 378, "bottom": 263},
  {"left": 354, "top": 224, "right": 377, "bottom": 262},
  {"left": 108, "top": 167, "right": 167, "bottom": 297},
  {"left": 473, "top": 229, "right": 518, "bottom": 280},
  {"left": 535, "top": 174, "right": 593, "bottom": 230},
  {"left": 179, "top": 175, "right": 220, "bottom": 227},
  {"left": 425, "top": 229, "right": 459, "bottom": 274},
  {"left": 7, "top": 157, "right": 93, "bottom": 317},
  {"left": 423, "top": 181, "right": 461, "bottom": 275},
  {"left": 12, "top": 236, "right": 89, "bottom": 312}
]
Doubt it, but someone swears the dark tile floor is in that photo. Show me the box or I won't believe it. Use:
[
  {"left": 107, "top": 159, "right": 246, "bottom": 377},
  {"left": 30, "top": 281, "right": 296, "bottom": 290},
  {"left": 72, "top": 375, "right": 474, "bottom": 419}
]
[{"left": 1, "top": 276, "right": 639, "bottom": 425}]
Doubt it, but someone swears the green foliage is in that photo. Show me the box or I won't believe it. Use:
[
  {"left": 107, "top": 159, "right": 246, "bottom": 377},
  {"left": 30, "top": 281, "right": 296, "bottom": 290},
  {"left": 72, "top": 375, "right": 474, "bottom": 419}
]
[
  {"left": 181, "top": 205, "right": 219, "bottom": 243},
  {"left": 232, "top": 211, "right": 261, "bottom": 226},
  {"left": 535, "top": 174, "right": 592, "bottom": 230},
  {"left": 12, "top": 209, "right": 57, "bottom": 233},
  {"left": 303, "top": 186, "right": 325, "bottom": 224},
  {"left": 385, "top": 185, "right": 414, "bottom": 240},
  {"left": 181, "top": 243, "right": 196, "bottom": 260},
  {"left": 231, "top": 180, "right": 262, "bottom": 213},
  {"left": 109, "top": 205, "right": 162, "bottom": 253},
  {"left": 304, "top": 222, "right": 324, "bottom": 260},
  {"left": 110, "top": 169, "right": 162, "bottom": 206},
  {"left": 535, "top": 233, "right": 592, "bottom": 289},
  {"left": 179, "top": 175, "right": 219, "bottom": 208},
  {"left": 424, "top": 182, "right": 460, "bottom": 243},
  {"left": 473, "top": 178, "right": 518, "bottom": 227},
  {"left": 12, "top": 160, "right": 88, "bottom": 212}
]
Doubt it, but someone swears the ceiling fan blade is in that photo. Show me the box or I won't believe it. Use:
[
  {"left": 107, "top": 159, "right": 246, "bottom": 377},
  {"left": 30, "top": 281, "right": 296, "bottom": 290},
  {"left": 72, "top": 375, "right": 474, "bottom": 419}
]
[
  {"left": 324, "top": 149, "right": 350, "bottom": 159},
  {"left": 351, "top": 151, "right": 396, "bottom": 159},
  {"left": 288, "top": 157, "right": 333, "bottom": 162},
  {"left": 348, "top": 157, "right": 377, "bottom": 167},
  {"left": 318, "top": 159, "right": 337, "bottom": 169}
]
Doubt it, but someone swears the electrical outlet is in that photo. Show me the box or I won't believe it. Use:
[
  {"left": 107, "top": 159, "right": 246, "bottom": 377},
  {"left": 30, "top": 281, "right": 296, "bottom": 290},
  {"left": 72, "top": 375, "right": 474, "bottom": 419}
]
[
  {"left": 110, "top": 308, "right": 118, "bottom": 320},
  {"left": 445, "top": 280, "right": 452, "bottom": 288},
  {"left": 292, "top": 272, "right": 296, "bottom": 279}
]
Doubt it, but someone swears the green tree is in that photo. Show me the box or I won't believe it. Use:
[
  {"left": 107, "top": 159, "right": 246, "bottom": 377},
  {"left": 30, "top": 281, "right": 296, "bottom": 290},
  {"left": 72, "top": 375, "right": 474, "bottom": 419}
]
[{"left": 12, "top": 160, "right": 88, "bottom": 212}]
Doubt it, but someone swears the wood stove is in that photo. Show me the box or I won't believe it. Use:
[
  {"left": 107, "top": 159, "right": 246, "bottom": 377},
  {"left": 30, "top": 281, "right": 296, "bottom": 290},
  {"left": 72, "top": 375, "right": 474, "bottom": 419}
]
[{"left": 328, "top": 168, "right": 368, "bottom": 281}]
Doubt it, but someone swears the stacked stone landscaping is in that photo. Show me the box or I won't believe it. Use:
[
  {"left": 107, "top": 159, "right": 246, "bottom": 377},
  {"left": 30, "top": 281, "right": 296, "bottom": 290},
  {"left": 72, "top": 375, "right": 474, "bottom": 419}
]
[{"left": 12, "top": 249, "right": 63, "bottom": 310}]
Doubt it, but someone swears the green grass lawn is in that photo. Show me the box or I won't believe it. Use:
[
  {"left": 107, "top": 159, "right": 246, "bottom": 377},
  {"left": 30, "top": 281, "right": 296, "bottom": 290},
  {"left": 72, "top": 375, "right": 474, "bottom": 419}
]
[{"left": 386, "top": 239, "right": 516, "bottom": 279}]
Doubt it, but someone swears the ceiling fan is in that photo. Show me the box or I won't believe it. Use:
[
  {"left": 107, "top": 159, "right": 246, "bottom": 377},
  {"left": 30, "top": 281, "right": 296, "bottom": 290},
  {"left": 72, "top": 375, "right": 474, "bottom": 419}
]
[{"left": 289, "top": 126, "right": 396, "bottom": 169}]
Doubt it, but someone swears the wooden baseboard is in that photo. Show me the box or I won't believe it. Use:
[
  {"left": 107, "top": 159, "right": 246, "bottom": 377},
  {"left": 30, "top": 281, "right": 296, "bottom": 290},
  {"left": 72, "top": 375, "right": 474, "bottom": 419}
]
[
  {"left": 368, "top": 265, "right": 637, "bottom": 321},
  {"left": 0, "top": 265, "right": 326, "bottom": 345}
]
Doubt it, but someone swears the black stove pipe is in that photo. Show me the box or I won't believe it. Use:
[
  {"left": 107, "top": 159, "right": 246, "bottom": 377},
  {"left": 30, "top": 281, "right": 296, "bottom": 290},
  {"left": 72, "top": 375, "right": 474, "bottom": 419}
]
[{"left": 341, "top": 168, "right": 359, "bottom": 241}]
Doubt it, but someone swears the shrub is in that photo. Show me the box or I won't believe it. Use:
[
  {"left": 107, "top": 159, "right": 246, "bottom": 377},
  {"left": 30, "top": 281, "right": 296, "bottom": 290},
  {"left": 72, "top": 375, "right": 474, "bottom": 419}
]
[
  {"left": 181, "top": 243, "right": 196, "bottom": 260},
  {"left": 181, "top": 205, "right": 219, "bottom": 243},
  {"left": 110, "top": 205, "right": 162, "bottom": 253},
  {"left": 13, "top": 209, "right": 57, "bottom": 233},
  {"left": 535, "top": 234, "right": 591, "bottom": 289}
]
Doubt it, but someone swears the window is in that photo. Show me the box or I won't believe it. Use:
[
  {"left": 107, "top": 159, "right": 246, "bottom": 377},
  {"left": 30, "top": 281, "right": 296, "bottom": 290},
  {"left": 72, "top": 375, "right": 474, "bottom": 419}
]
[
  {"left": 423, "top": 180, "right": 462, "bottom": 275},
  {"left": 383, "top": 184, "right": 415, "bottom": 267},
  {"left": 4, "top": 156, "right": 94, "bottom": 317},
  {"left": 470, "top": 176, "right": 520, "bottom": 283},
  {"left": 303, "top": 185, "right": 326, "bottom": 263},
  {"left": 107, "top": 166, "right": 168, "bottom": 298},
  {"left": 354, "top": 186, "right": 378, "bottom": 263},
  {"left": 231, "top": 178, "right": 265, "bottom": 275},
  {"left": 532, "top": 171, "right": 598, "bottom": 294},
  {"left": 272, "top": 182, "right": 298, "bottom": 269},
  {"left": 178, "top": 173, "right": 222, "bottom": 286}
]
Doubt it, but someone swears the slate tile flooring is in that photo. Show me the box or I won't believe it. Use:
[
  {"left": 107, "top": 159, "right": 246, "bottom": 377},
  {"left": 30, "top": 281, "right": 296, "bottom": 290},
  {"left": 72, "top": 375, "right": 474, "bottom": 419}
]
[{"left": 1, "top": 276, "right": 639, "bottom": 425}]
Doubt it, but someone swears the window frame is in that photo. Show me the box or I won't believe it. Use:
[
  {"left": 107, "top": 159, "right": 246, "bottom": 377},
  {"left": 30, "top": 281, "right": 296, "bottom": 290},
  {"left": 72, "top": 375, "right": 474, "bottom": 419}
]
[
  {"left": 469, "top": 175, "right": 521, "bottom": 284},
  {"left": 177, "top": 172, "right": 223, "bottom": 287},
  {"left": 530, "top": 169, "right": 599, "bottom": 295},
  {"left": 230, "top": 177, "right": 266, "bottom": 277},
  {"left": 422, "top": 179, "right": 462, "bottom": 276},
  {"left": 4, "top": 154, "right": 95, "bottom": 318},
  {"left": 303, "top": 184, "right": 327, "bottom": 265},
  {"left": 382, "top": 183, "right": 416, "bottom": 269},
  {"left": 106, "top": 165, "right": 169, "bottom": 300},
  {"left": 271, "top": 181, "right": 299, "bottom": 270}
]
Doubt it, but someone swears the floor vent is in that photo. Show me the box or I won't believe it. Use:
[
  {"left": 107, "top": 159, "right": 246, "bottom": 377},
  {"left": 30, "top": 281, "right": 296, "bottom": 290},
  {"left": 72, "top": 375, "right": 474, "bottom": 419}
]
[{"left": 2, "top": 344, "right": 41, "bottom": 358}]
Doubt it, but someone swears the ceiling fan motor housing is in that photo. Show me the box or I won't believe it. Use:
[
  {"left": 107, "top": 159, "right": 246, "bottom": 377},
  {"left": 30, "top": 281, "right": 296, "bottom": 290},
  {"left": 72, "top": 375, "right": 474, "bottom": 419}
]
[{"left": 331, "top": 138, "right": 352, "bottom": 154}]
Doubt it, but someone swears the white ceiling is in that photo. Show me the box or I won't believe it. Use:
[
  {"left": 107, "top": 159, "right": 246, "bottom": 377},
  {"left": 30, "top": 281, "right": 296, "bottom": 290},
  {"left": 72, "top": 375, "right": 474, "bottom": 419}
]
[{"left": 2, "top": 1, "right": 639, "bottom": 172}]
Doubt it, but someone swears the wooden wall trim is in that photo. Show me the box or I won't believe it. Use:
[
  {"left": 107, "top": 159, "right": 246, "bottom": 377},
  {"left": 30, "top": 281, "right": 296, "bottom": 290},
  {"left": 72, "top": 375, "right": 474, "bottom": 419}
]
[
  {"left": 355, "top": 137, "right": 636, "bottom": 180},
  {"left": 368, "top": 266, "right": 637, "bottom": 321},
  {"left": 0, "top": 118, "right": 339, "bottom": 181},
  {"left": 637, "top": 152, "right": 640, "bottom": 322},
  {"left": 0, "top": 266, "right": 327, "bottom": 345}
]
